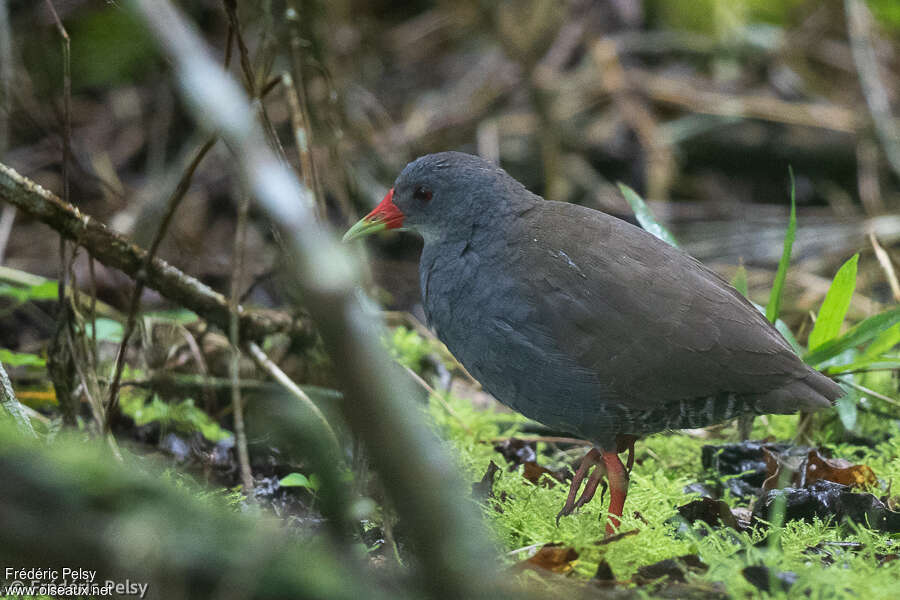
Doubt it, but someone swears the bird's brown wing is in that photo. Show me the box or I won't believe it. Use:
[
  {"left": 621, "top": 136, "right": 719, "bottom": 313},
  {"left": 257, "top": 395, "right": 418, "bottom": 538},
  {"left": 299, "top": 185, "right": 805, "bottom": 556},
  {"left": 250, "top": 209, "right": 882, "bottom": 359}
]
[{"left": 511, "top": 201, "right": 816, "bottom": 408}]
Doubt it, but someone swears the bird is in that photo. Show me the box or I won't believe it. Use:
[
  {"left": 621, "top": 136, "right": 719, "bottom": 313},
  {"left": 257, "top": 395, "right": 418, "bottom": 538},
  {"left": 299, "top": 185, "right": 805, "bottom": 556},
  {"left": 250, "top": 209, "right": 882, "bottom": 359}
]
[{"left": 343, "top": 151, "right": 843, "bottom": 535}]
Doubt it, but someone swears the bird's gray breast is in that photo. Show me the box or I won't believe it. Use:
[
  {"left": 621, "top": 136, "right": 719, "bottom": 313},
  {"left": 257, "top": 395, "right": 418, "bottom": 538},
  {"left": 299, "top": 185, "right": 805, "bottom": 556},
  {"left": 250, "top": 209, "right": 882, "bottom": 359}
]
[{"left": 418, "top": 237, "right": 603, "bottom": 436}]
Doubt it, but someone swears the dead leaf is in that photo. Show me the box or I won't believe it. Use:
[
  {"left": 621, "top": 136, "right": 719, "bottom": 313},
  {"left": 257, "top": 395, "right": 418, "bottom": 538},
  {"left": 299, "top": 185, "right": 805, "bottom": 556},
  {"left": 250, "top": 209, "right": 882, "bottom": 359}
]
[
  {"left": 805, "top": 449, "right": 878, "bottom": 489},
  {"left": 521, "top": 461, "right": 568, "bottom": 487},
  {"left": 518, "top": 543, "right": 579, "bottom": 574}
]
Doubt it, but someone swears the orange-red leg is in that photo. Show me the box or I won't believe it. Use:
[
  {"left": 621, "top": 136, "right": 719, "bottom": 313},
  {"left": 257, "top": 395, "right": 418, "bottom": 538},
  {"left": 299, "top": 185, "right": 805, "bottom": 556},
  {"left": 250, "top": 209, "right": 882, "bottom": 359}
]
[
  {"left": 601, "top": 450, "right": 628, "bottom": 536},
  {"left": 556, "top": 440, "right": 633, "bottom": 536}
]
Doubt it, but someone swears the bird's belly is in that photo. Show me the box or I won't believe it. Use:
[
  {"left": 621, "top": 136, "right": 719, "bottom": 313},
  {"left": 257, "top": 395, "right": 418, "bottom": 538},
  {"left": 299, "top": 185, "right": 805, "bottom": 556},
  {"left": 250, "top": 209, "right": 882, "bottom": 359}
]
[{"left": 422, "top": 260, "right": 603, "bottom": 437}]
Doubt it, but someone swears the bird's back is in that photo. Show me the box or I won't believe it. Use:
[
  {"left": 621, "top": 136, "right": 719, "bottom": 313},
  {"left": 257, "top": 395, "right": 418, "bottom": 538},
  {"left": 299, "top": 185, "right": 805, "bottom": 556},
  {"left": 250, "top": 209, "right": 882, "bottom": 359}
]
[{"left": 419, "top": 189, "right": 841, "bottom": 445}]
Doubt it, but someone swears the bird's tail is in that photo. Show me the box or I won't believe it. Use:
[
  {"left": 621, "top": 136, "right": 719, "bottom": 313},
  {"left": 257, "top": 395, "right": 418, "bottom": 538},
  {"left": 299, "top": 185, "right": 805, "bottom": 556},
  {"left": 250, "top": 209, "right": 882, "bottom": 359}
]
[{"left": 750, "top": 370, "right": 844, "bottom": 414}]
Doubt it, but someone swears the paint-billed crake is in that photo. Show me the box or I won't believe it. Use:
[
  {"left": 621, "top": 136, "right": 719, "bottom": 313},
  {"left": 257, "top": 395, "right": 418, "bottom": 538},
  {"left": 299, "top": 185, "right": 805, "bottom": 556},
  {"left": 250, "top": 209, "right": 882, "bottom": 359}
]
[{"left": 344, "top": 152, "right": 842, "bottom": 535}]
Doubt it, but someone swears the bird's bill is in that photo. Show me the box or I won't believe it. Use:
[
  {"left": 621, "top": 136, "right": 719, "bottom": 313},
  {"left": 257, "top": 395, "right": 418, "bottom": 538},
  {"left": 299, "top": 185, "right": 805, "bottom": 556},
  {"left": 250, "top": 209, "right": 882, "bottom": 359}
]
[{"left": 342, "top": 188, "right": 405, "bottom": 242}]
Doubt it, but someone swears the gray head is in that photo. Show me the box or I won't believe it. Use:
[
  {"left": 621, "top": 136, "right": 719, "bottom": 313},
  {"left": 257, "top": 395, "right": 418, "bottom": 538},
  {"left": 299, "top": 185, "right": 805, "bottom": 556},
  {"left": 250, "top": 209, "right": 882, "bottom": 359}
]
[{"left": 343, "top": 152, "right": 533, "bottom": 244}]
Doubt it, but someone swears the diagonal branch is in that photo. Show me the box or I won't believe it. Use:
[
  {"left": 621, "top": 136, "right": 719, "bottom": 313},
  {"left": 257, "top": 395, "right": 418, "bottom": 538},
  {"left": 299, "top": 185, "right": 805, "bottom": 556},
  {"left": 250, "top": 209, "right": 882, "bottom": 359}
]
[{"left": 0, "top": 162, "right": 316, "bottom": 345}]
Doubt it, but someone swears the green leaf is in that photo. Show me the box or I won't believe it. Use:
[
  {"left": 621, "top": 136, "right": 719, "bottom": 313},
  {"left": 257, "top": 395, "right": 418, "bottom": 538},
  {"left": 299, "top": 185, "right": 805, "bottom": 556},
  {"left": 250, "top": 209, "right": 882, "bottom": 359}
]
[
  {"left": 143, "top": 309, "right": 199, "bottom": 325},
  {"left": 86, "top": 318, "right": 124, "bottom": 343},
  {"left": 765, "top": 168, "right": 797, "bottom": 323},
  {"left": 617, "top": 183, "right": 679, "bottom": 248},
  {"left": 732, "top": 265, "right": 749, "bottom": 297},
  {"left": 0, "top": 348, "right": 46, "bottom": 368},
  {"left": 808, "top": 254, "right": 859, "bottom": 351},
  {"left": 824, "top": 357, "right": 900, "bottom": 375},
  {"left": 279, "top": 472, "right": 320, "bottom": 491},
  {"left": 862, "top": 322, "right": 900, "bottom": 358},
  {"left": 25, "top": 281, "right": 60, "bottom": 300},
  {"left": 0, "top": 281, "right": 58, "bottom": 302},
  {"left": 835, "top": 388, "right": 858, "bottom": 432},
  {"left": 804, "top": 306, "right": 900, "bottom": 366}
]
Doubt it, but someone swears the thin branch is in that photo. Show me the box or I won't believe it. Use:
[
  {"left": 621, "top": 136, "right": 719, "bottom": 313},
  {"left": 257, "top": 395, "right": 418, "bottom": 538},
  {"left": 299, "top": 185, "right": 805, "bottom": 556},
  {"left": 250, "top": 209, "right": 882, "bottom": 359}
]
[
  {"left": 230, "top": 189, "right": 254, "bottom": 493},
  {"left": 245, "top": 341, "right": 340, "bottom": 453},
  {"left": 839, "top": 378, "right": 900, "bottom": 408},
  {"left": 0, "top": 162, "right": 315, "bottom": 343},
  {"left": 869, "top": 231, "right": 900, "bottom": 302},
  {"left": 283, "top": 2, "right": 327, "bottom": 219},
  {"left": 104, "top": 136, "right": 218, "bottom": 430}
]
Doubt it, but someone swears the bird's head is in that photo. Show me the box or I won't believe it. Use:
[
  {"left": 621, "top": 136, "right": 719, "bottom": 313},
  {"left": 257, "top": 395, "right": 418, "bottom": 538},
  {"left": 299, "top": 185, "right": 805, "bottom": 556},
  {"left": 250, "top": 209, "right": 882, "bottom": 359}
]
[{"left": 343, "top": 152, "right": 528, "bottom": 243}]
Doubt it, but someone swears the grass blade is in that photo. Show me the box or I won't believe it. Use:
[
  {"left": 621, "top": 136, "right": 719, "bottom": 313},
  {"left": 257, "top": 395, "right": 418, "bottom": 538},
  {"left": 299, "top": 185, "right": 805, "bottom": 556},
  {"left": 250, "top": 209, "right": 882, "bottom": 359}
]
[
  {"left": 617, "top": 183, "right": 679, "bottom": 248},
  {"left": 808, "top": 254, "right": 859, "bottom": 351},
  {"left": 862, "top": 322, "right": 900, "bottom": 358},
  {"left": 804, "top": 305, "right": 900, "bottom": 366},
  {"left": 765, "top": 168, "right": 797, "bottom": 323},
  {"left": 732, "top": 264, "right": 749, "bottom": 297}
]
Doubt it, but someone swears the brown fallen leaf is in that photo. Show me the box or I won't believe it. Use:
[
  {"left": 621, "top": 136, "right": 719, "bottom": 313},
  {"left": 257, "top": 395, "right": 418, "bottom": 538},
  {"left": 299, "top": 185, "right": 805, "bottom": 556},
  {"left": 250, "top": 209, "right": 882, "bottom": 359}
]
[
  {"left": 517, "top": 543, "right": 579, "bottom": 574},
  {"left": 521, "top": 461, "right": 568, "bottom": 487},
  {"left": 804, "top": 449, "right": 878, "bottom": 489}
]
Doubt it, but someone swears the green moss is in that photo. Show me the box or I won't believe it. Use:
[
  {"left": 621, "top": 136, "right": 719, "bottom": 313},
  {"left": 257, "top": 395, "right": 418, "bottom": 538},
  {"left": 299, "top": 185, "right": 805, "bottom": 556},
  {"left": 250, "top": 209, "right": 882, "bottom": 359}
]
[{"left": 425, "top": 389, "right": 900, "bottom": 598}]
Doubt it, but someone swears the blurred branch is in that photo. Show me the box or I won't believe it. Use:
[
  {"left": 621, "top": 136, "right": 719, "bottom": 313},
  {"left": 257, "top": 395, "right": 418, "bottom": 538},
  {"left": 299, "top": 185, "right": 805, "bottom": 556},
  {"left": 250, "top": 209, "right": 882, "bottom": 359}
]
[
  {"left": 845, "top": 0, "right": 900, "bottom": 182},
  {"left": 128, "top": 1, "right": 504, "bottom": 597},
  {"left": 627, "top": 68, "right": 861, "bottom": 134},
  {"left": 0, "top": 162, "right": 316, "bottom": 344},
  {"left": 0, "top": 429, "right": 399, "bottom": 600},
  {"left": 0, "top": 360, "right": 35, "bottom": 436}
]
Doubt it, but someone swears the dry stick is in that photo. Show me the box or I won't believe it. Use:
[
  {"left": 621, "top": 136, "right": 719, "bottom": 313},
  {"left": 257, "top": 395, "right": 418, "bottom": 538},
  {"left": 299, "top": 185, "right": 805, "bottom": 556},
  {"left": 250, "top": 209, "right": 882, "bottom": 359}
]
[
  {"left": 846, "top": 0, "right": 900, "bottom": 183},
  {"left": 129, "top": 2, "right": 502, "bottom": 596},
  {"left": 402, "top": 364, "right": 472, "bottom": 435},
  {"left": 0, "top": 163, "right": 312, "bottom": 342},
  {"left": 104, "top": 136, "right": 218, "bottom": 430},
  {"left": 593, "top": 40, "right": 674, "bottom": 200},
  {"left": 283, "top": 2, "right": 327, "bottom": 219},
  {"left": 223, "top": 0, "right": 288, "bottom": 166},
  {"left": 627, "top": 68, "right": 861, "bottom": 134},
  {"left": 869, "top": 232, "right": 900, "bottom": 302},
  {"left": 840, "top": 378, "right": 900, "bottom": 408},
  {"left": 230, "top": 189, "right": 254, "bottom": 493},
  {"left": 245, "top": 341, "right": 340, "bottom": 453}
]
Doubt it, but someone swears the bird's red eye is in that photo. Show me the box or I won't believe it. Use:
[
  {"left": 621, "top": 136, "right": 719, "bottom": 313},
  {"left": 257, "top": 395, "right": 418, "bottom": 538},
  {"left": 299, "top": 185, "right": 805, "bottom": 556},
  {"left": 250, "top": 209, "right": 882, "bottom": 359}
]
[{"left": 413, "top": 186, "right": 432, "bottom": 203}]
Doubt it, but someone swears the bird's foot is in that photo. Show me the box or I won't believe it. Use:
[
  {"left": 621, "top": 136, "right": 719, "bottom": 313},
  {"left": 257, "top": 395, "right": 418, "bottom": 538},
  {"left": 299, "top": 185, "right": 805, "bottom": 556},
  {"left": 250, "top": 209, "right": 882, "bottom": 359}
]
[
  {"left": 556, "top": 448, "right": 603, "bottom": 525},
  {"left": 555, "top": 447, "right": 630, "bottom": 537}
]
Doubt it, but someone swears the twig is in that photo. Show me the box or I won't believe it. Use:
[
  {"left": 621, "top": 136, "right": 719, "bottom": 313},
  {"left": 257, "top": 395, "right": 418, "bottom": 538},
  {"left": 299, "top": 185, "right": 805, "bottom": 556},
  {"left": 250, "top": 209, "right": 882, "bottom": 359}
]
[
  {"left": 282, "top": 73, "right": 325, "bottom": 219},
  {"left": 402, "top": 364, "right": 471, "bottom": 435},
  {"left": 223, "top": 0, "right": 288, "bottom": 165},
  {"left": 0, "top": 162, "right": 315, "bottom": 343},
  {"left": 627, "top": 68, "right": 861, "bottom": 134},
  {"left": 845, "top": 0, "right": 900, "bottom": 182},
  {"left": 839, "top": 378, "right": 900, "bottom": 408},
  {"left": 105, "top": 136, "right": 218, "bottom": 430},
  {"left": 230, "top": 189, "right": 254, "bottom": 493},
  {"left": 245, "top": 341, "right": 340, "bottom": 453},
  {"left": 869, "top": 231, "right": 900, "bottom": 302},
  {"left": 283, "top": 3, "right": 326, "bottom": 220},
  {"left": 0, "top": 359, "right": 35, "bottom": 436},
  {"left": 592, "top": 40, "right": 674, "bottom": 200},
  {"left": 129, "top": 1, "right": 503, "bottom": 594}
]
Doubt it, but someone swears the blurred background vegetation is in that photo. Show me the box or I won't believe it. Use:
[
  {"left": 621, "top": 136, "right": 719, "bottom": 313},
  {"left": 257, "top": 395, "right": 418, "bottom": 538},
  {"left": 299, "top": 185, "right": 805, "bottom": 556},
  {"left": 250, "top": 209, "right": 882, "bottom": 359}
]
[{"left": 1, "top": 0, "right": 899, "bottom": 598}]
